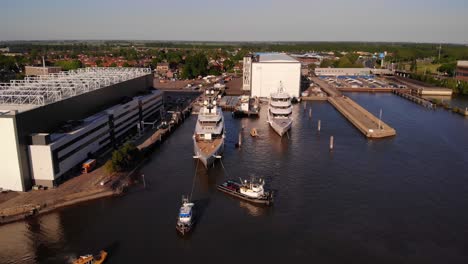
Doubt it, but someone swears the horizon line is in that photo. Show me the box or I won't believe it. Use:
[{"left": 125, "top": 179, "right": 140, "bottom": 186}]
[{"left": 1, "top": 39, "right": 467, "bottom": 46}]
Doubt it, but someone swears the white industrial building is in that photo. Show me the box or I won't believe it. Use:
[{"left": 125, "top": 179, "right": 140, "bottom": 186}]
[
  {"left": 0, "top": 67, "right": 162, "bottom": 191},
  {"left": 243, "top": 53, "right": 301, "bottom": 98}
]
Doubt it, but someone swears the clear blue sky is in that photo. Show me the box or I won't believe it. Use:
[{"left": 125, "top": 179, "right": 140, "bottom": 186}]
[{"left": 1, "top": 0, "right": 467, "bottom": 43}]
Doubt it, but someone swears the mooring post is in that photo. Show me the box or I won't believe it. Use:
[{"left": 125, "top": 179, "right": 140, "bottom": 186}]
[
  {"left": 318, "top": 120, "right": 321, "bottom": 132},
  {"left": 330, "top": 136, "right": 334, "bottom": 151},
  {"left": 378, "top": 108, "right": 382, "bottom": 130}
]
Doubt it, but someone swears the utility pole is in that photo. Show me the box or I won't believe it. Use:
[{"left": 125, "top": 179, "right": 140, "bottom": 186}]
[
  {"left": 437, "top": 44, "right": 442, "bottom": 77},
  {"left": 438, "top": 44, "right": 442, "bottom": 62}
]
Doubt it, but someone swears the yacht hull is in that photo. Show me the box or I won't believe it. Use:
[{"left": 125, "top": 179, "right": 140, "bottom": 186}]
[
  {"left": 193, "top": 138, "right": 225, "bottom": 168},
  {"left": 267, "top": 114, "right": 292, "bottom": 137}
]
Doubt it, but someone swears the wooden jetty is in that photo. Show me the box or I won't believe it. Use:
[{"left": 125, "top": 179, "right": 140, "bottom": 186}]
[{"left": 393, "top": 90, "right": 435, "bottom": 108}]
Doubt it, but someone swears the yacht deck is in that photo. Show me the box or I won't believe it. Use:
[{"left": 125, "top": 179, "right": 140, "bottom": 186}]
[{"left": 195, "top": 138, "right": 223, "bottom": 156}]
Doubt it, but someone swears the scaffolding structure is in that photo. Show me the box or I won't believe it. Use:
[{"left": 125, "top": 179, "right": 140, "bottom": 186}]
[{"left": 0, "top": 67, "right": 152, "bottom": 106}]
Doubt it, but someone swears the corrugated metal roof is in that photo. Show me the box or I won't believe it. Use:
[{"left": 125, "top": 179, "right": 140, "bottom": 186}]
[{"left": 258, "top": 53, "right": 299, "bottom": 63}]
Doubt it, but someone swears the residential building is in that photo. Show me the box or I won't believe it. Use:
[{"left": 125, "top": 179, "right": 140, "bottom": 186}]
[{"left": 25, "top": 66, "right": 62, "bottom": 76}]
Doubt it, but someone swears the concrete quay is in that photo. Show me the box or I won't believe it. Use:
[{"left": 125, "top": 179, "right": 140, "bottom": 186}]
[
  {"left": 311, "top": 77, "right": 396, "bottom": 138},
  {"left": 328, "top": 96, "right": 396, "bottom": 138},
  {"left": 301, "top": 95, "right": 328, "bottom": 101}
]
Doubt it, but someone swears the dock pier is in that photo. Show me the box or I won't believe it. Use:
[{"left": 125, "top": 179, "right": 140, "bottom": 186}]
[
  {"left": 393, "top": 90, "right": 435, "bottom": 108},
  {"left": 311, "top": 77, "right": 396, "bottom": 138},
  {"left": 220, "top": 95, "right": 260, "bottom": 117},
  {"left": 328, "top": 97, "right": 396, "bottom": 138}
]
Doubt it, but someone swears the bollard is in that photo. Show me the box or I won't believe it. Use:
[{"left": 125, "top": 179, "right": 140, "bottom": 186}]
[
  {"left": 329, "top": 136, "right": 334, "bottom": 151},
  {"left": 378, "top": 108, "right": 383, "bottom": 130},
  {"left": 318, "top": 120, "right": 321, "bottom": 132},
  {"left": 309, "top": 108, "right": 312, "bottom": 119}
]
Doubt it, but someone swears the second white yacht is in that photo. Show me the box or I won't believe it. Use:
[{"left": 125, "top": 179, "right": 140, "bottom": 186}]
[{"left": 267, "top": 83, "right": 293, "bottom": 137}]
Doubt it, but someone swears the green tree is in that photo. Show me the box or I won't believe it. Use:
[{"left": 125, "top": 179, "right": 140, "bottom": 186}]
[
  {"left": 223, "top": 59, "right": 235, "bottom": 71},
  {"left": 437, "top": 62, "right": 456, "bottom": 76},
  {"left": 208, "top": 67, "right": 221, "bottom": 76},
  {"left": 54, "top": 60, "right": 83, "bottom": 71},
  {"left": 105, "top": 142, "right": 142, "bottom": 174},
  {"left": 320, "top": 59, "right": 334, "bottom": 68},
  {"left": 337, "top": 56, "right": 354, "bottom": 68},
  {"left": 151, "top": 57, "right": 161, "bottom": 68},
  {"left": 166, "top": 51, "right": 183, "bottom": 65},
  {"left": 181, "top": 53, "right": 208, "bottom": 79},
  {"left": 30, "top": 48, "right": 39, "bottom": 63},
  {"left": 410, "top": 60, "right": 417, "bottom": 72},
  {"left": 95, "top": 59, "right": 103, "bottom": 67}
]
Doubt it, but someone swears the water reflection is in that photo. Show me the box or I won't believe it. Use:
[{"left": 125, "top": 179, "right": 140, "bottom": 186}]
[
  {"left": 0, "top": 212, "right": 70, "bottom": 264},
  {"left": 238, "top": 200, "right": 270, "bottom": 217}
]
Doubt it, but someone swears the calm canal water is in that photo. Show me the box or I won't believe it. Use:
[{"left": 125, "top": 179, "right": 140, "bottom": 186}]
[{"left": 1, "top": 93, "right": 468, "bottom": 264}]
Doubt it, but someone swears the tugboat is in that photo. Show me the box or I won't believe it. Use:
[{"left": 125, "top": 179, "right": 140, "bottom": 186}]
[
  {"left": 72, "top": 250, "right": 107, "bottom": 264},
  {"left": 193, "top": 89, "right": 225, "bottom": 168},
  {"left": 176, "top": 196, "right": 195, "bottom": 236},
  {"left": 217, "top": 178, "right": 273, "bottom": 205},
  {"left": 267, "top": 82, "right": 293, "bottom": 137}
]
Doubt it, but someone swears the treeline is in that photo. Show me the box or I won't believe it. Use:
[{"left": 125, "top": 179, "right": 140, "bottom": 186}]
[
  {"left": 180, "top": 53, "right": 227, "bottom": 79},
  {"left": 5, "top": 41, "right": 468, "bottom": 61},
  {"left": 0, "top": 55, "right": 28, "bottom": 81}
]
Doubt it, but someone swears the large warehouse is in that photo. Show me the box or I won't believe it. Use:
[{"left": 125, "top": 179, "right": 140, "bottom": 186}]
[
  {"left": 242, "top": 53, "right": 301, "bottom": 98},
  {"left": 0, "top": 67, "right": 164, "bottom": 191}
]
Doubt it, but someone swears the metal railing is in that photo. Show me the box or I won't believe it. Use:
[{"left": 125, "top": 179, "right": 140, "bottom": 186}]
[{"left": 0, "top": 67, "right": 151, "bottom": 106}]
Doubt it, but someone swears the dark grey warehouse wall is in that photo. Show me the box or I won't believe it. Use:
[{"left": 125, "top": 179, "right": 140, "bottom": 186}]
[{"left": 13, "top": 74, "right": 154, "bottom": 190}]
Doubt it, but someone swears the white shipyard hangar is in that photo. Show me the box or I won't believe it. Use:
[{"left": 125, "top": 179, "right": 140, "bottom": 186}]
[
  {"left": 242, "top": 53, "right": 301, "bottom": 98},
  {"left": 0, "top": 68, "right": 164, "bottom": 191}
]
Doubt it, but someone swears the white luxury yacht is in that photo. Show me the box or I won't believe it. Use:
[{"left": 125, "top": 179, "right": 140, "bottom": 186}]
[
  {"left": 267, "top": 83, "right": 293, "bottom": 137},
  {"left": 193, "top": 89, "right": 225, "bottom": 168}
]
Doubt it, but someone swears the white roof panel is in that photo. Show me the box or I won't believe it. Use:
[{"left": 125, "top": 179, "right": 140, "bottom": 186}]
[{"left": 258, "top": 53, "right": 299, "bottom": 63}]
